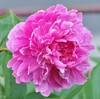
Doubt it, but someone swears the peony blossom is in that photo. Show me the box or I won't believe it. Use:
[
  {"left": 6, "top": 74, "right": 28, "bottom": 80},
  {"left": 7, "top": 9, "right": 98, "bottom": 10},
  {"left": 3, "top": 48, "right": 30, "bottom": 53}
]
[{"left": 7, "top": 4, "right": 94, "bottom": 96}]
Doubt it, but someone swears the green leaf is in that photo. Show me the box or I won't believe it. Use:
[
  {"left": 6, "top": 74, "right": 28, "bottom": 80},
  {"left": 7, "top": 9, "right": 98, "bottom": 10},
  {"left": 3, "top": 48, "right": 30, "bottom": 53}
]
[
  {"left": 0, "top": 75, "right": 5, "bottom": 99},
  {"left": 47, "top": 93, "right": 60, "bottom": 99},
  {"left": 73, "top": 63, "right": 100, "bottom": 99},
  {"left": 0, "top": 11, "right": 21, "bottom": 47},
  {"left": 97, "top": 46, "right": 100, "bottom": 51},
  {"left": 59, "top": 84, "right": 83, "bottom": 99},
  {"left": 0, "top": 12, "right": 27, "bottom": 99},
  {"left": 0, "top": 52, "right": 6, "bottom": 98},
  {"left": 0, "top": 52, "right": 6, "bottom": 66},
  {"left": 91, "top": 56, "right": 100, "bottom": 63},
  {"left": 2, "top": 52, "right": 27, "bottom": 99},
  {"left": 24, "top": 91, "right": 45, "bottom": 99},
  {"left": 26, "top": 82, "right": 34, "bottom": 94},
  {"left": 8, "top": 77, "right": 27, "bottom": 99}
]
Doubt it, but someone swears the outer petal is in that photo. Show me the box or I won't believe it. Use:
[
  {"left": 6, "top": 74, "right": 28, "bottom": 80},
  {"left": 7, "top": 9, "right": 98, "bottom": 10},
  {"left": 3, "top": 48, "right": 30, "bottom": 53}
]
[{"left": 70, "top": 69, "right": 87, "bottom": 84}]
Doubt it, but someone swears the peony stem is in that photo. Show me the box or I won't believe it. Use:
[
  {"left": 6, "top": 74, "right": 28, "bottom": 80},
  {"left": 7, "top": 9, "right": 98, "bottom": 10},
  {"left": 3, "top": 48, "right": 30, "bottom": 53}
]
[{"left": 0, "top": 47, "right": 9, "bottom": 52}]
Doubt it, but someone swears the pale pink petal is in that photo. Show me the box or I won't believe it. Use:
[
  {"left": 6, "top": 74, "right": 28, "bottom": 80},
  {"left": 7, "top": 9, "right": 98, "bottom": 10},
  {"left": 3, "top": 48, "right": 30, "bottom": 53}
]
[{"left": 71, "top": 69, "right": 87, "bottom": 84}]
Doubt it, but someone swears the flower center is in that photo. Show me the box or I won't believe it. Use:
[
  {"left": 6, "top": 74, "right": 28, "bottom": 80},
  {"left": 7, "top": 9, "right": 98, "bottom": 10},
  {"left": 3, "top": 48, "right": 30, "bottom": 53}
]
[{"left": 57, "top": 41, "right": 76, "bottom": 61}]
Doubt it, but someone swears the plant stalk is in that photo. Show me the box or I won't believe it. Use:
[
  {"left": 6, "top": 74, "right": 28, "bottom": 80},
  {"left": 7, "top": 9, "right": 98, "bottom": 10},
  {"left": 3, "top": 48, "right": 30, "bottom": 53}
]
[{"left": 0, "top": 47, "right": 9, "bottom": 52}]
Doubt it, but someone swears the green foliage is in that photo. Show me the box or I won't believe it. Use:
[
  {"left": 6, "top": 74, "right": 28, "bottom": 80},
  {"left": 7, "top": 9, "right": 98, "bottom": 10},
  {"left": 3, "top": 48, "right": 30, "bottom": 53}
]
[
  {"left": 91, "top": 56, "right": 100, "bottom": 63},
  {"left": 26, "top": 82, "right": 35, "bottom": 94},
  {"left": 97, "top": 46, "right": 100, "bottom": 51},
  {"left": 0, "top": 12, "right": 100, "bottom": 99},
  {"left": 2, "top": 52, "right": 27, "bottom": 99},
  {"left": 24, "top": 92, "right": 45, "bottom": 99},
  {"left": 91, "top": 47, "right": 100, "bottom": 64},
  {"left": 72, "top": 63, "right": 100, "bottom": 99},
  {"left": 0, "top": 12, "right": 26, "bottom": 99},
  {"left": 0, "top": 11, "right": 21, "bottom": 47},
  {"left": 59, "top": 84, "right": 83, "bottom": 99}
]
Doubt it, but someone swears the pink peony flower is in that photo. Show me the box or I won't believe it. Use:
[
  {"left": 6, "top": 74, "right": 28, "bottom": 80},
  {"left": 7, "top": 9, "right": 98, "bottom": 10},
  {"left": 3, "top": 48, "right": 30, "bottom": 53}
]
[{"left": 7, "top": 4, "right": 94, "bottom": 96}]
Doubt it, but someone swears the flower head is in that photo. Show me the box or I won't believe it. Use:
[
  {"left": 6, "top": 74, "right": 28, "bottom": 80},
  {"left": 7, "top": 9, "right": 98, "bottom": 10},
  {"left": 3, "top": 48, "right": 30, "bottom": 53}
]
[{"left": 7, "top": 4, "right": 94, "bottom": 96}]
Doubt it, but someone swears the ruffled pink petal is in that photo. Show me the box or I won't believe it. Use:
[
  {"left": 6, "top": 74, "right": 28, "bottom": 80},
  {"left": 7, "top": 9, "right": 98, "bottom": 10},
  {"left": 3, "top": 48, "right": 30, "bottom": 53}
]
[
  {"left": 70, "top": 69, "right": 87, "bottom": 84},
  {"left": 6, "top": 4, "right": 94, "bottom": 97}
]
